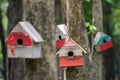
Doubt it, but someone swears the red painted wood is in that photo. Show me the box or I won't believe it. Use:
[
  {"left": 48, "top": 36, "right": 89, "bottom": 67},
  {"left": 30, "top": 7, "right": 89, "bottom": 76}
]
[
  {"left": 7, "top": 32, "right": 32, "bottom": 46},
  {"left": 56, "top": 38, "right": 65, "bottom": 49},
  {"left": 59, "top": 56, "right": 84, "bottom": 67},
  {"left": 10, "top": 47, "right": 16, "bottom": 56},
  {"left": 99, "top": 41, "right": 113, "bottom": 51}
]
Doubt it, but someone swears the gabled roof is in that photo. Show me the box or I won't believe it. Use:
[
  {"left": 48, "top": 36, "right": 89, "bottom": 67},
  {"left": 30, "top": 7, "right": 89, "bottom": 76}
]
[
  {"left": 57, "top": 38, "right": 87, "bottom": 55},
  {"left": 57, "top": 24, "right": 67, "bottom": 35},
  {"left": 12, "top": 21, "right": 44, "bottom": 43},
  {"left": 94, "top": 32, "right": 111, "bottom": 44}
]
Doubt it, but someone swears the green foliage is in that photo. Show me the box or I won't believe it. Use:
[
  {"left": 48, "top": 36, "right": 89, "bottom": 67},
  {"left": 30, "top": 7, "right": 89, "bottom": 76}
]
[
  {"left": 0, "top": 42, "right": 3, "bottom": 64},
  {"left": 83, "top": 0, "right": 92, "bottom": 23},
  {"left": 0, "top": 42, "right": 3, "bottom": 78},
  {"left": 106, "top": 0, "right": 113, "bottom": 3},
  {"left": 1, "top": 1, "right": 8, "bottom": 34},
  {"left": 83, "top": 0, "right": 97, "bottom": 35},
  {"left": 112, "top": 9, "right": 120, "bottom": 37},
  {"left": 85, "top": 22, "right": 96, "bottom": 34},
  {"left": 0, "top": 1, "right": 8, "bottom": 79},
  {"left": 103, "top": 0, "right": 120, "bottom": 78}
]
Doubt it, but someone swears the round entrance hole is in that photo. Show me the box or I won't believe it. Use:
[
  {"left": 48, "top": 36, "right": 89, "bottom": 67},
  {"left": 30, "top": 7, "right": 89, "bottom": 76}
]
[
  {"left": 103, "top": 39, "right": 106, "bottom": 43},
  {"left": 58, "top": 35, "right": 62, "bottom": 40},
  {"left": 17, "top": 38, "right": 23, "bottom": 45},
  {"left": 68, "top": 51, "right": 74, "bottom": 57}
]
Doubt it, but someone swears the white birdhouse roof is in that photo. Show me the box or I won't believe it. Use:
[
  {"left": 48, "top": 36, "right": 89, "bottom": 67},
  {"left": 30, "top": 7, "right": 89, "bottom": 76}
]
[
  {"left": 57, "top": 24, "right": 67, "bottom": 35},
  {"left": 94, "top": 32, "right": 111, "bottom": 44},
  {"left": 56, "top": 38, "right": 87, "bottom": 55},
  {"left": 11, "top": 21, "right": 44, "bottom": 43}
]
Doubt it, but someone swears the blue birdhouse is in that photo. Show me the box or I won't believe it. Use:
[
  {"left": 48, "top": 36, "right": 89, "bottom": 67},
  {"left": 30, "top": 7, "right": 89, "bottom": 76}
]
[{"left": 94, "top": 32, "right": 113, "bottom": 52}]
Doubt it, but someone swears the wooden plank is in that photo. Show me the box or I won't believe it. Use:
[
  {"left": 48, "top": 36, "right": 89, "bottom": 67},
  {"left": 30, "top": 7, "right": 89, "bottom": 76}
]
[
  {"left": 58, "top": 46, "right": 83, "bottom": 57},
  {"left": 8, "top": 44, "right": 41, "bottom": 58},
  {"left": 59, "top": 56, "right": 84, "bottom": 67}
]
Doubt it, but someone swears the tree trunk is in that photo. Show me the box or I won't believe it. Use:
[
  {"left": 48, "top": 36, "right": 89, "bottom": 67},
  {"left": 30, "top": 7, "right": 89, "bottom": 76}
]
[
  {"left": 7, "top": 0, "right": 25, "bottom": 80},
  {"left": 92, "top": 0, "right": 103, "bottom": 80},
  {"left": 60, "top": 0, "right": 67, "bottom": 24},
  {"left": 55, "top": 0, "right": 62, "bottom": 24},
  {"left": 65, "top": 0, "right": 95, "bottom": 80},
  {"left": 8, "top": 0, "right": 57, "bottom": 80},
  {"left": 23, "top": 0, "right": 57, "bottom": 80},
  {"left": 103, "top": 1, "right": 114, "bottom": 80}
]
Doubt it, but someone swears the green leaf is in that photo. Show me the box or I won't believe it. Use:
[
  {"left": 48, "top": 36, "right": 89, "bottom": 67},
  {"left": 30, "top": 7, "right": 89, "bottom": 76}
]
[
  {"left": 85, "top": 22, "right": 90, "bottom": 27},
  {"left": 106, "top": 0, "right": 113, "bottom": 3},
  {"left": 89, "top": 25, "right": 96, "bottom": 31}
]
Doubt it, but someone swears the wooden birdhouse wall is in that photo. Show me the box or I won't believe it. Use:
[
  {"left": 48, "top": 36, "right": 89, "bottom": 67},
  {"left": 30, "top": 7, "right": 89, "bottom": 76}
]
[
  {"left": 56, "top": 24, "right": 67, "bottom": 40},
  {"left": 56, "top": 29, "right": 66, "bottom": 40},
  {"left": 8, "top": 43, "right": 42, "bottom": 58},
  {"left": 56, "top": 24, "right": 67, "bottom": 49},
  {"left": 7, "top": 21, "right": 43, "bottom": 58},
  {"left": 59, "top": 56, "right": 84, "bottom": 67},
  {"left": 57, "top": 38, "right": 86, "bottom": 67},
  {"left": 58, "top": 46, "right": 83, "bottom": 57}
]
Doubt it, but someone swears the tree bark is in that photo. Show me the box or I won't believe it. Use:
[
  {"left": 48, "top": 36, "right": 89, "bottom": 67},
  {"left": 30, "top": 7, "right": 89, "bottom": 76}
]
[
  {"left": 7, "top": 0, "right": 25, "bottom": 80},
  {"left": 92, "top": 0, "right": 103, "bottom": 80},
  {"left": 92, "top": 0, "right": 103, "bottom": 31},
  {"left": 103, "top": 1, "right": 114, "bottom": 80},
  {"left": 65, "top": 0, "right": 95, "bottom": 80},
  {"left": 8, "top": 0, "right": 57, "bottom": 80},
  {"left": 55, "top": 0, "right": 62, "bottom": 24},
  {"left": 60, "top": 0, "right": 67, "bottom": 24},
  {"left": 23, "top": 0, "right": 57, "bottom": 80}
]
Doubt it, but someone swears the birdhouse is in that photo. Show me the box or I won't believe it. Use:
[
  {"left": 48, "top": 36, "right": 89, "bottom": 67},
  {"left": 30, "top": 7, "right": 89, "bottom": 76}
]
[
  {"left": 94, "top": 32, "right": 113, "bottom": 52},
  {"left": 56, "top": 24, "right": 67, "bottom": 49},
  {"left": 56, "top": 38, "right": 87, "bottom": 67},
  {"left": 7, "top": 21, "right": 44, "bottom": 58}
]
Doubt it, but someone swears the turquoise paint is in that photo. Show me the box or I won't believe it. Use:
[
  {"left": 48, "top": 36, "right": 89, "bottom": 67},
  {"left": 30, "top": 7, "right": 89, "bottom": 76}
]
[{"left": 98, "top": 36, "right": 111, "bottom": 45}]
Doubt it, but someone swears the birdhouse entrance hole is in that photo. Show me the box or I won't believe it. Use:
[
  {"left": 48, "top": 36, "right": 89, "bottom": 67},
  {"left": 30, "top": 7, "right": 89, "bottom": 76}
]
[
  {"left": 58, "top": 35, "right": 62, "bottom": 40},
  {"left": 17, "top": 39, "right": 23, "bottom": 45},
  {"left": 103, "top": 39, "right": 106, "bottom": 43},
  {"left": 68, "top": 51, "right": 74, "bottom": 57}
]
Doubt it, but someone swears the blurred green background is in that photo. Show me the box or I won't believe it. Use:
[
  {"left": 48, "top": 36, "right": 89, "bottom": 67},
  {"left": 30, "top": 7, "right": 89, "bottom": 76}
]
[{"left": 0, "top": 0, "right": 8, "bottom": 79}]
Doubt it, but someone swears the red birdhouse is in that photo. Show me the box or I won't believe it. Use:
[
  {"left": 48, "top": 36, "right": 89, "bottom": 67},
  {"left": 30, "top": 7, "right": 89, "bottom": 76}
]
[
  {"left": 7, "top": 21, "right": 44, "bottom": 58},
  {"left": 56, "top": 24, "right": 67, "bottom": 49},
  {"left": 94, "top": 32, "right": 113, "bottom": 52},
  {"left": 56, "top": 38, "right": 87, "bottom": 67}
]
